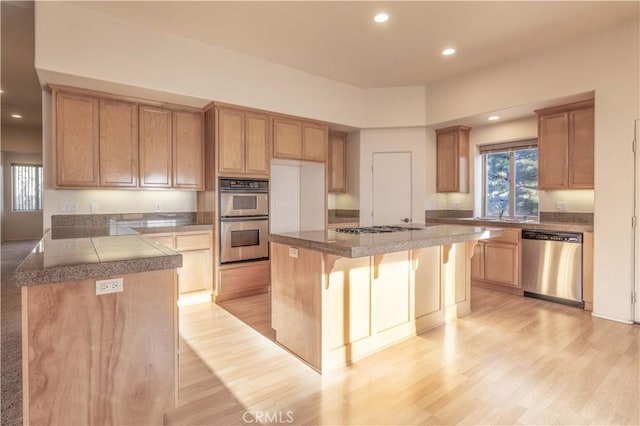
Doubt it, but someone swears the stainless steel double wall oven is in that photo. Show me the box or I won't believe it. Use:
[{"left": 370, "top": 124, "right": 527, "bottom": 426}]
[{"left": 219, "top": 178, "right": 269, "bottom": 264}]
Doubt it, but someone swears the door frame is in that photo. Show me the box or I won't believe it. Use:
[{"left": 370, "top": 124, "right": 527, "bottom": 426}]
[
  {"left": 371, "top": 151, "right": 413, "bottom": 225},
  {"left": 634, "top": 119, "right": 640, "bottom": 323}
]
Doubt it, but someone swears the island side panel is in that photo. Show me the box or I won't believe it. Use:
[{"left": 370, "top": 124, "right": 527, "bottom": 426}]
[
  {"left": 413, "top": 246, "right": 446, "bottom": 332},
  {"left": 271, "top": 242, "right": 322, "bottom": 370},
  {"left": 23, "top": 269, "right": 177, "bottom": 425}
]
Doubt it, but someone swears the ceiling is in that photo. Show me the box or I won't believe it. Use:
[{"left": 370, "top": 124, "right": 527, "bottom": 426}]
[
  {"left": 1, "top": 1, "right": 638, "bottom": 132},
  {"left": 1, "top": 1, "right": 41, "bottom": 128},
  {"left": 78, "top": 1, "right": 639, "bottom": 88}
]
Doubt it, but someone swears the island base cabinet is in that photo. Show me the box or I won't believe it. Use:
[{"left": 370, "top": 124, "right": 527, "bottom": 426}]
[
  {"left": 271, "top": 242, "right": 473, "bottom": 373},
  {"left": 22, "top": 269, "right": 178, "bottom": 426}
]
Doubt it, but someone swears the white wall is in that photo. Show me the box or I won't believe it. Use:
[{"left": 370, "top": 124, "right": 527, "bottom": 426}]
[
  {"left": 2, "top": 125, "right": 42, "bottom": 153},
  {"left": 423, "top": 20, "right": 640, "bottom": 323},
  {"left": 359, "top": 128, "right": 427, "bottom": 227},
  {"left": 34, "top": 1, "right": 364, "bottom": 128},
  {"left": 270, "top": 160, "right": 325, "bottom": 232},
  {"left": 363, "top": 86, "right": 428, "bottom": 128},
  {"left": 270, "top": 164, "right": 301, "bottom": 233}
]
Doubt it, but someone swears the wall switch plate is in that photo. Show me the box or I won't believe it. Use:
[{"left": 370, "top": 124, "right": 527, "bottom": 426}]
[
  {"left": 289, "top": 247, "right": 299, "bottom": 258},
  {"left": 555, "top": 201, "right": 567, "bottom": 211},
  {"left": 90, "top": 202, "right": 99, "bottom": 213},
  {"left": 96, "top": 278, "right": 124, "bottom": 295},
  {"left": 155, "top": 202, "right": 162, "bottom": 212}
]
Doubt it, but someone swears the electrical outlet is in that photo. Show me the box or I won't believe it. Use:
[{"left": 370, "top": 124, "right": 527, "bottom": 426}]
[
  {"left": 96, "top": 278, "right": 124, "bottom": 295},
  {"left": 289, "top": 247, "right": 299, "bottom": 258},
  {"left": 452, "top": 202, "right": 460, "bottom": 210},
  {"left": 90, "top": 202, "right": 99, "bottom": 213},
  {"left": 59, "top": 203, "right": 78, "bottom": 213},
  {"left": 155, "top": 202, "right": 162, "bottom": 212},
  {"left": 555, "top": 201, "right": 567, "bottom": 212}
]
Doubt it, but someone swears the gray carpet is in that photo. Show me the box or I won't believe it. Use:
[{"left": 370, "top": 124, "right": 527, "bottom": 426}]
[{"left": 1, "top": 240, "right": 37, "bottom": 426}]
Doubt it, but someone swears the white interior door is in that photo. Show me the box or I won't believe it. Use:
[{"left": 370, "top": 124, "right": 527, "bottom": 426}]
[{"left": 372, "top": 152, "right": 412, "bottom": 226}]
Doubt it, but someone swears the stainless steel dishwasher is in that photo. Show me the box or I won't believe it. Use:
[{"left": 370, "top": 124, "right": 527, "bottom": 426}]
[{"left": 521, "top": 229, "right": 583, "bottom": 307}]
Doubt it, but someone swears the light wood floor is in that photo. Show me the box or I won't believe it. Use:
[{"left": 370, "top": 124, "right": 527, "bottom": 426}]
[{"left": 165, "top": 288, "right": 640, "bottom": 425}]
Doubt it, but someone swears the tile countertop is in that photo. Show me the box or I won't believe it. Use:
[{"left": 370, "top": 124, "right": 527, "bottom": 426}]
[
  {"left": 270, "top": 224, "right": 502, "bottom": 258},
  {"left": 424, "top": 217, "right": 593, "bottom": 233},
  {"left": 15, "top": 233, "right": 182, "bottom": 287},
  {"left": 15, "top": 214, "right": 214, "bottom": 287}
]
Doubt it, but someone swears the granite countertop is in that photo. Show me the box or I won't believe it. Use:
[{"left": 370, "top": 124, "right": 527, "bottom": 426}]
[
  {"left": 15, "top": 233, "right": 182, "bottom": 287},
  {"left": 424, "top": 217, "right": 593, "bottom": 232},
  {"left": 270, "top": 224, "right": 501, "bottom": 258},
  {"left": 16, "top": 212, "right": 214, "bottom": 287}
]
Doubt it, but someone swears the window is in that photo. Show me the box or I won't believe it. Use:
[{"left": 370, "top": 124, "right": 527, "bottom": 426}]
[
  {"left": 481, "top": 140, "right": 538, "bottom": 218},
  {"left": 12, "top": 164, "right": 43, "bottom": 212}
]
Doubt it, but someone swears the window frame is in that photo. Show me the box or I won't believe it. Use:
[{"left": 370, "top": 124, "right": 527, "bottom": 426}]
[
  {"left": 11, "top": 163, "right": 44, "bottom": 213},
  {"left": 480, "top": 140, "right": 538, "bottom": 220}
]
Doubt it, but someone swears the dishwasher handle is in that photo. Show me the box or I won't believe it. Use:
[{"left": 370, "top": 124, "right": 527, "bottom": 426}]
[{"left": 522, "top": 229, "right": 583, "bottom": 243}]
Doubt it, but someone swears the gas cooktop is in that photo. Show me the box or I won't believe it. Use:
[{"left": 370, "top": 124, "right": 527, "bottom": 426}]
[{"left": 334, "top": 226, "right": 422, "bottom": 234}]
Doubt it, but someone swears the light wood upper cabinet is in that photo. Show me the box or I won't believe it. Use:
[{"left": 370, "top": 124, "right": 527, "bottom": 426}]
[
  {"left": 538, "top": 112, "right": 569, "bottom": 189},
  {"left": 52, "top": 86, "right": 204, "bottom": 190},
  {"left": 302, "top": 122, "right": 328, "bottom": 162},
  {"left": 328, "top": 131, "right": 347, "bottom": 193},
  {"left": 217, "top": 107, "right": 245, "bottom": 174},
  {"left": 273, "top": 117, "right": 302, "bottom": 159},
  {"left": 568, "top": 106, "right": 594, "bottom": 188},
  {"left": 173, "top": 110, "right": 204, "bottom": 189},
  {"left": 139, "top": 106, "right": 173, "bottom": 188},
  {"left": 273, "top": 117, "right": 328, "bottom": 162},
  {"left": 99, "top": 99, "right": 138, "bottom": 187},
  {"left": 435, "top": 125, "right": 470, "bottom": 193},
  {"left": 54, "top": 91, "right": 100, "bottom": 187},
  {"left": 245, "top": 112, "right": 270, "bottom": 176},
  {"left": 536, "top": 99, "right": 594, "bottom": 190},
  {"left": 217, "top": 107, "right": 269, "bottom": 177}
]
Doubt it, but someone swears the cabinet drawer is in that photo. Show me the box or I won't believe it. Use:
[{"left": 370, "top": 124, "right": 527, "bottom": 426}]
[
  {"left": 219, "top": 263, "right": 270, "bottom": 294},
  {"left": 489, "top": 228, "right": 520, "bottom": 244},
  {"left": 146, "top": 235, "right": 175, "bottom": 249},
  {"left": 175, "top": 233, "right": 211, "bottom": 251}
]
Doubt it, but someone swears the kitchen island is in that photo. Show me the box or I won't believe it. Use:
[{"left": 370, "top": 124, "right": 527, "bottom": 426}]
[
  {"left": 14, "top": 218, "right": 192, "bottom": 426},
  {"left": 270, "top": 224, "right": 500, "bottom": 373}
]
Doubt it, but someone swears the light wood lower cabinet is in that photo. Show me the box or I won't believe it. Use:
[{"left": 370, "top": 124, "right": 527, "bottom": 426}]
[
  {"left": 271, "top": 241, "right": 473, "bottom": 373},
  {"left": 22, "top": 269, "right": 178, "bottom": 425},
  {"left": 471, "top": 228, "right": 522, "bottom": 295},
  {"left": 145, "top": 231, "right": 213, "bottom": 297},
  {"left": 216, "top": 261, "right": 270, "bottom": 302}
]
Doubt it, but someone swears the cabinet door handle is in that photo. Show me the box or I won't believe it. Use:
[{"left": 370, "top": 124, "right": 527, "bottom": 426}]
[{"left": 402, "top": 218, "right": 410, "bottom": 223}]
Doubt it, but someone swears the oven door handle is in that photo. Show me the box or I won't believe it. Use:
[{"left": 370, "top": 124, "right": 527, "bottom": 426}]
[{"left": 220, "top": 216, "right": 269, "bottom": 222}]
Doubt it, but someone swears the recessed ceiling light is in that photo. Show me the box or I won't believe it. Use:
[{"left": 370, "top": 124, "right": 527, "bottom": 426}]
[
  {"left": 374, "top": 13, "right": 389, "bottom": 23},
  {"left": 488, "top": 116, "right": 500, "bottom": 121},
  {"left": 442, "top": 48, "right": 456, "bottom": 56},
  {"left": 11, "top": 114, "right": 22, "bottom": 119}
]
